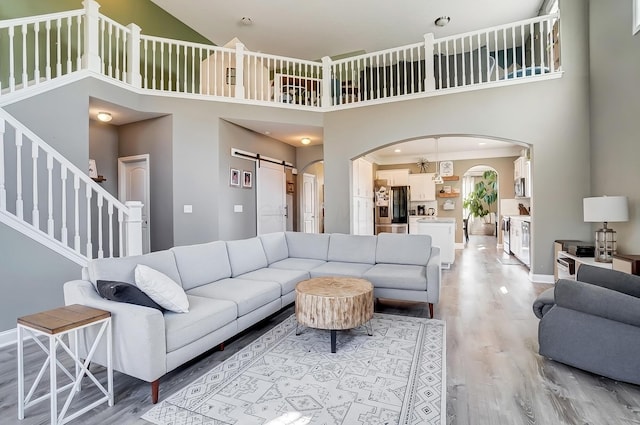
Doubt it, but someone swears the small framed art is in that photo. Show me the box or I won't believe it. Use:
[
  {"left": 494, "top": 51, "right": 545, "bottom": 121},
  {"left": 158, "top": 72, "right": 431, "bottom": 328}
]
[
  {"left": 242, "top": 171, "right": 252, "bottom": 188},
  {"left": 230, "top": 168, "right": 240, "bottom": 187}
]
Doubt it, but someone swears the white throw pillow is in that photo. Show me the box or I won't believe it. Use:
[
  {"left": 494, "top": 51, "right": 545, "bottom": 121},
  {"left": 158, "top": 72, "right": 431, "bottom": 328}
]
[{"left": 134, "top": 264, "right": 189, "bottom": 313}]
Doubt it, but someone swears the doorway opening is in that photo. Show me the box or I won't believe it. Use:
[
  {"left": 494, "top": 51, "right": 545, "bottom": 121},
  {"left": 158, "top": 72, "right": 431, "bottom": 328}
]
[
  {"left": 118, "top": 154, "right": 151, "bottom": 254},
  {"left": 299, "top": 161, "right": 324, "bottom": 233},
  {"left": 462, "top": 165, "right": 498, "bottom": 242}
]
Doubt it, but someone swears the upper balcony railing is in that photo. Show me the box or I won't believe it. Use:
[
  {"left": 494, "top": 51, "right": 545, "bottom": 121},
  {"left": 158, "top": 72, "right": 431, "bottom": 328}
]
[{"left": 0, "top": 0, "right": 561, "bottom": 109}]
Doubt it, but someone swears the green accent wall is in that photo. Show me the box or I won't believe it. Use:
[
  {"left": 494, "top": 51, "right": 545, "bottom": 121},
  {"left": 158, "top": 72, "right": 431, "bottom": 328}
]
[{"left": 0, "top": 0, "right": 212, "bottom": 44}]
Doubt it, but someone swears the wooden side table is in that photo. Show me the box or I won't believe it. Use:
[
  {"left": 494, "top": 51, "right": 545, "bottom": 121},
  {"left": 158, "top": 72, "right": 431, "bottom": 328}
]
[
  {"left": 17, "top": 304, "right": 113, "bottom": 425},
  {"left": 295, "top": 277, "right": 374, "bottom": 353}
]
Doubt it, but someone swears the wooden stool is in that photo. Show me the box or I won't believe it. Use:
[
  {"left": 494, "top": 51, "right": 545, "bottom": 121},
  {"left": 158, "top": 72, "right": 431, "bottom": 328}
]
[
  {"left": 17, "top": 304, "right": 113, "bottom": 425},
  {"left": 295, "top": 277, "right": 374, "bottom": 353}
]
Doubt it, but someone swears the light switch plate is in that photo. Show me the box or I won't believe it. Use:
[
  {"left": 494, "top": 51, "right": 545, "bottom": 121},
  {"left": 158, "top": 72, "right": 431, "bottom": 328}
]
[
  {"left": 234, "top": 205, "right": 243, "bottom": 213},
  {"left": 183, "top": 205, "right": 193, "bottom": 213}
]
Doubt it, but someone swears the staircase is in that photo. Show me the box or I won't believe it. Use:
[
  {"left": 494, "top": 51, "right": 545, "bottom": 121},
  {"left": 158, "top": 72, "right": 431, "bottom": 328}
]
[{"left": 0, "top": 108, "right": 142, "bottom": 266}]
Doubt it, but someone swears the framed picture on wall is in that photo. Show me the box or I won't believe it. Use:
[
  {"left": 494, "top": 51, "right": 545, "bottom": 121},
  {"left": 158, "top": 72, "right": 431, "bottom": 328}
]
[
  {"left": 242, "top": 171, "right": 252, "bottom": 188},
  {"left": 230, "top": 168, "right": 240, "bottom": 187}
]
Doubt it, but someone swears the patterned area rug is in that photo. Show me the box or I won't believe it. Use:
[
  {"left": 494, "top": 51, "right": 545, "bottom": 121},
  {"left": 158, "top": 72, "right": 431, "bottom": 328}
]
[{"left": 143, "top": 313, "right": 446, "bottom": 425}]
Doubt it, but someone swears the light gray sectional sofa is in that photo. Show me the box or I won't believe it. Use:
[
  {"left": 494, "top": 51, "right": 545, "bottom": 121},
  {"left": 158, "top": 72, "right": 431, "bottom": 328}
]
[{"left": 64, "top": 231, "right": 440, "bottom": 403}]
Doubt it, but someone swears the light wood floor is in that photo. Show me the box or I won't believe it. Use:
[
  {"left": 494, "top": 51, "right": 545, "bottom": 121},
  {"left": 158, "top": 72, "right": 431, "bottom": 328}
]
[{"left": 3, "top": 236, "right": 640, "bottom": 424}]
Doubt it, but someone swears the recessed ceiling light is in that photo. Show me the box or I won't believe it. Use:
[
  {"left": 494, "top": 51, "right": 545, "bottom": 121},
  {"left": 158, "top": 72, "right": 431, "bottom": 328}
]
[
  {"left": 434, "top": 16, "right": 451, "bottom": 27},
  {"left": 264, "top": 131, "right": 271, "bottom": 135},
  {"left": 478, "top": 142, "right": 487, "bottom": 146},
  {"left": 394, "top": 148, "right": 401, "bottom": 153},
  {"left": 97, "top": 112, "right": 112, "bottom": 122},
  {"left": 301, "top": 137, "right": 311, "bottom": 145}
]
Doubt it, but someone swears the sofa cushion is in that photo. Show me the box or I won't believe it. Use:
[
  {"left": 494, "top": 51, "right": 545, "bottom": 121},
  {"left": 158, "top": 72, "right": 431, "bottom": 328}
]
[
  {"left": 186, "top": 278, "right": 281, "bottom": 316},
  {"left": 269, "top": 258, "right": 326, "bottom": 272},
  {"left": 171, "top": 241, "right": 231, "bottom": 291},
  {"left": 375, "top": 233, "right": 432, "bottom": 266},
  {"left": 164, "top": 295, "right": 237, "bottom": 352},
  {"left": 226, "top": 238, "right": 269, "bottom": 277},
  {"left": 328, "top": 234, "right": 377, "bottom": 264},
  {"left": 259, "top": 232, "right": 289, "bottom": 264},
  {"left": 363, "top": 263, "right": 427, "bottom": 291},
  {"left": 96, "top": 280, "right": 163, "bottom": 311},
  {"left": 87, "top": 250, "right": 181, "bottom": 289},
  {"left": 285, "top": 232, "right": 330, "bottom": 260},
  {"left": 309, "top": 261, "right": 374, "bottom": 278},
  {"left": 135, "top": 265, "right": 189, "bottom": 313},
  {"left": 238, "top": 268, "right": 309, "bottom": 296}
]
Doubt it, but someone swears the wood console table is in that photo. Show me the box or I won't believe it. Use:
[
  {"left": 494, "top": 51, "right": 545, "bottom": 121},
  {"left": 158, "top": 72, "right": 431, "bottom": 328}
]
[{"left": 17, "top": 305, "right": 113, "bottom": 425}]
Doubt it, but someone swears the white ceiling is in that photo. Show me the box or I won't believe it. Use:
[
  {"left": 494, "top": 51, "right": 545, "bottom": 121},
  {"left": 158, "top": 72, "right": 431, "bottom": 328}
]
[{"left": 150, "top": 0, "right": 545, "bottom": 61}]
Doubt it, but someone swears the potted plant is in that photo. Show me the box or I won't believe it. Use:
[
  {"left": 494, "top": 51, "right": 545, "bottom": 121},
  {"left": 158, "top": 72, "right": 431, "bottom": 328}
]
[{"left": 463, "top": 170, "right": 498, "bottom": 236}]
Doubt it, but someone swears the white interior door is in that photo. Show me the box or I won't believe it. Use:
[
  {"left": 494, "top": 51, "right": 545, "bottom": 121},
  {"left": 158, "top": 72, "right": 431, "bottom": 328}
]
[
  {"left": 257, "top": 161, "right": 286, "bottom": 235},
  {"left": 118, "top": 154, "right": 151, "bottom": 253},
  {"left": 302, "top": 173, "right": 317, "bottom": 233}
]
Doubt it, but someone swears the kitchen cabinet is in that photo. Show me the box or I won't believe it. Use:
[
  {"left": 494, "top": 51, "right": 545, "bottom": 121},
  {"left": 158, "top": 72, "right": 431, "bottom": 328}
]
[
  {"left": 376, "top": 169, "right": 409, "bottom": 186},
  {"left": 514, "top": 156, "right": 532, "bottom": 197},
  {"left": 408, "top": 216, "right": 421, "bottom": 234},
  {"left": 509, "top": 216, "right": 530, "bottom": 267},
  {"left": 352, "top": 158, "right": 374, "bottom": 235},
  {"left": 353, "top": 158, "right": 373, "bottom": 198},
  {"left": 415, "top": 218, "right": 455, "bottom": 267},
  {"left": 352, "top": 196, "right": 374, "bottom": 235},
  {"left": 409, "top": 173, "right": 435, "bottom": 201}
]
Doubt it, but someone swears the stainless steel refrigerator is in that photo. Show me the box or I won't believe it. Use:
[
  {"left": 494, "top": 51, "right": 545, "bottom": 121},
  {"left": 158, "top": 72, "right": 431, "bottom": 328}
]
[{"left": 374, "top": 180, "right": 409, "bottom": 234}]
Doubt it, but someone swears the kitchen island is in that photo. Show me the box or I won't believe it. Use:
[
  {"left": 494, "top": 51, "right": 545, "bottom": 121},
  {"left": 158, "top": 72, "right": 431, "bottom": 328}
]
[{"left": 416, "top": 217, "right": 456, "bottom": 268}]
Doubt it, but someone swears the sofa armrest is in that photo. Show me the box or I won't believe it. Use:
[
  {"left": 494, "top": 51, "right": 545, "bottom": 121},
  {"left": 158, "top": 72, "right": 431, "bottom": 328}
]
[
  {"left": 426, "top": 246, "right": 441, "bottom": 304},
  {"left": 532, "top": 287, "right": 555, "bottom": 319},
  {"left": 555, "top": 278, "right": 640, "bottom": 328},
  {"left": 63, "top": 280, "right": 167, "bottom": 383}
]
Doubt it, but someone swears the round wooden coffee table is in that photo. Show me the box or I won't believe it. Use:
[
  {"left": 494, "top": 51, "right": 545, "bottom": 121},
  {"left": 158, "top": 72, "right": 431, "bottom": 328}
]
[{"left": 295, "top": 277, "right": 374, "bottom": 353}]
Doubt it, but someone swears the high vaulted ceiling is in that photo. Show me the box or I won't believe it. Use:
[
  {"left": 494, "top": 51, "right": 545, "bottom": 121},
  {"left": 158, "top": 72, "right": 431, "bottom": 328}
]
[{"left": 150, "top": 0, "right": 545, "bottom": 60}]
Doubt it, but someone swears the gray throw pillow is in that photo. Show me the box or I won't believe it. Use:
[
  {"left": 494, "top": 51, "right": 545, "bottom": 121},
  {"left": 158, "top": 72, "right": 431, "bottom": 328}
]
[{"left": 96, "top": 280, "right": 164, "bottom": 312}]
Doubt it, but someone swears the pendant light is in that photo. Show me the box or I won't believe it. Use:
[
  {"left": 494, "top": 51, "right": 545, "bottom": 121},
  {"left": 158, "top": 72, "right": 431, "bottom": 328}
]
[{"left": 432, "top": 137, "right": 444, "bottom": 184}]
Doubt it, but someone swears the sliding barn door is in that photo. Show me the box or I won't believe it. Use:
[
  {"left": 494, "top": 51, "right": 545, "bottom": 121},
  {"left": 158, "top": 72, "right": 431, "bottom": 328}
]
[{"left": 256, "top": 161, "right": 286, "bottom": 234}]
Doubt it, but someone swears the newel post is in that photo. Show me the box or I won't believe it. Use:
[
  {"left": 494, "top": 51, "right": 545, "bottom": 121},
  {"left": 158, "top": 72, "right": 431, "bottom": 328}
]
[
  {"left": 321, "top": 56, "right": 333, "bottom": 108},
  {"left": 124, "top": 201, "right": 143, "bottom": 256},
  {"left": 126, "top": 23, "right": 142, "bottom": 88},
  {"left": 234, "top": 42, "right": 245, "bottom": 99},
  {"left": 423, "top": 33, "right": 436, "bottom": 92},
  {"left": 82, "top": 0, "right": 102, "bottom": 73}
]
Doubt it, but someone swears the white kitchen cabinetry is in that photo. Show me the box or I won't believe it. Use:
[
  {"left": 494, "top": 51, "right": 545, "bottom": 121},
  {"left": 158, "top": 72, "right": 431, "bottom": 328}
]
[
  {"left": 352, "top": 158, "right": 374, "bottom": 235},
  {"left": 409, "top": 216, "right": 421, "bottom": 234},
  {"left": 353, "top": 158, "right": 373, "bottom": 199},
  {"left": 416, "top": 219, "right": 455, "bottom": 267},
  {"left": 514, "top": 157, "right": 526, "bottom": 180},
  {"left": 409, "top": 173, "right": 436, "bottom": 201},
  {"left": 376, "top": 169, "right": 409, "bottom": 186},
  {"left": 509, "top": 216, "right": 530, "bottom": 267}
]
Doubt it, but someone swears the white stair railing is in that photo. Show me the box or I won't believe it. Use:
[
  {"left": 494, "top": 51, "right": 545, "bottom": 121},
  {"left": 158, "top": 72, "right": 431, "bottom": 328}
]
[
  {"left": 0, "top": 1, "right": 561, "bottom": 108},
  {"left": 0, "top": 108, "right": 142, "bottom": 265},
  {"left": 0, "top": 8, "right": 85, "bottom": 95}
]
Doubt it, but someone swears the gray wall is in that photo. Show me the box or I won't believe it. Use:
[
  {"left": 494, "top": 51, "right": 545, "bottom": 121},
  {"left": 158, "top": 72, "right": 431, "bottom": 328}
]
[
  {"left": 89, "top": 120, "right": 119, "bottom": 196},
  {"left": 218, "top": 120, "right": 297, "bottom": 241},
  {"left": 323, "top": 0, "right": 591, "bottom": 277},
  {"left": 0, "top": 212, "right": 82, "bottom": 331},
  {"left": 588, "top": 0, "right": 640, "bottom": 253},
  {"left": 118, "top": 116, "right": 174, "bottom": 251}
]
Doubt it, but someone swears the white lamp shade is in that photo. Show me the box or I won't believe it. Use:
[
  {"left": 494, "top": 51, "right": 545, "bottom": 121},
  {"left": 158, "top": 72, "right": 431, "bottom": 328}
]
[{"left": 583, "top": 196, "right": 629, "bottom": 222}]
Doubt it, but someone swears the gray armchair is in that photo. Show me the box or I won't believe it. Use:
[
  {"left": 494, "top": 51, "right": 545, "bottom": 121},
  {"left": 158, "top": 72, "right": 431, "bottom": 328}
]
[{"left": 533, "top": 265, "right": 640, "bottom": 385}]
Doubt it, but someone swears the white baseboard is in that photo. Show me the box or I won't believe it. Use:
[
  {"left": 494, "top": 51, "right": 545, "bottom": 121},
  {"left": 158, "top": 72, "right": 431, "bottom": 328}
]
[
  {"left": 530, "top": 273, "right": 555, "bottom": 283},
  {"left": 0, "top": 327, "right": 17, "bottom": 349},
  {"left": 455, "top": 243, "right": 465, "bottom": 249}
]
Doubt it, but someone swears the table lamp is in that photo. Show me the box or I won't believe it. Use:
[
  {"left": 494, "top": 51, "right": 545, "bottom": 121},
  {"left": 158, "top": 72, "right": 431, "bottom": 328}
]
[{"left": 583, "top": 196, "right": 629, "bottom": 262}]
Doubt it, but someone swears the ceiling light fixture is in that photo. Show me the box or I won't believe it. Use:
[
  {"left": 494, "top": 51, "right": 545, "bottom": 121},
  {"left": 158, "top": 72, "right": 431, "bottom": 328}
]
[
  {"left": 434, "top": 16, "right": 451, "bottom": 27},
  {"left": 97, "top": 112, "right": 112, "bottom": 122},
  {"left": 394, "top": 148, "right": 401, "bottom": 153},
  {"left": 301, "top": 137, "right": 311, "bottom": 145}
]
